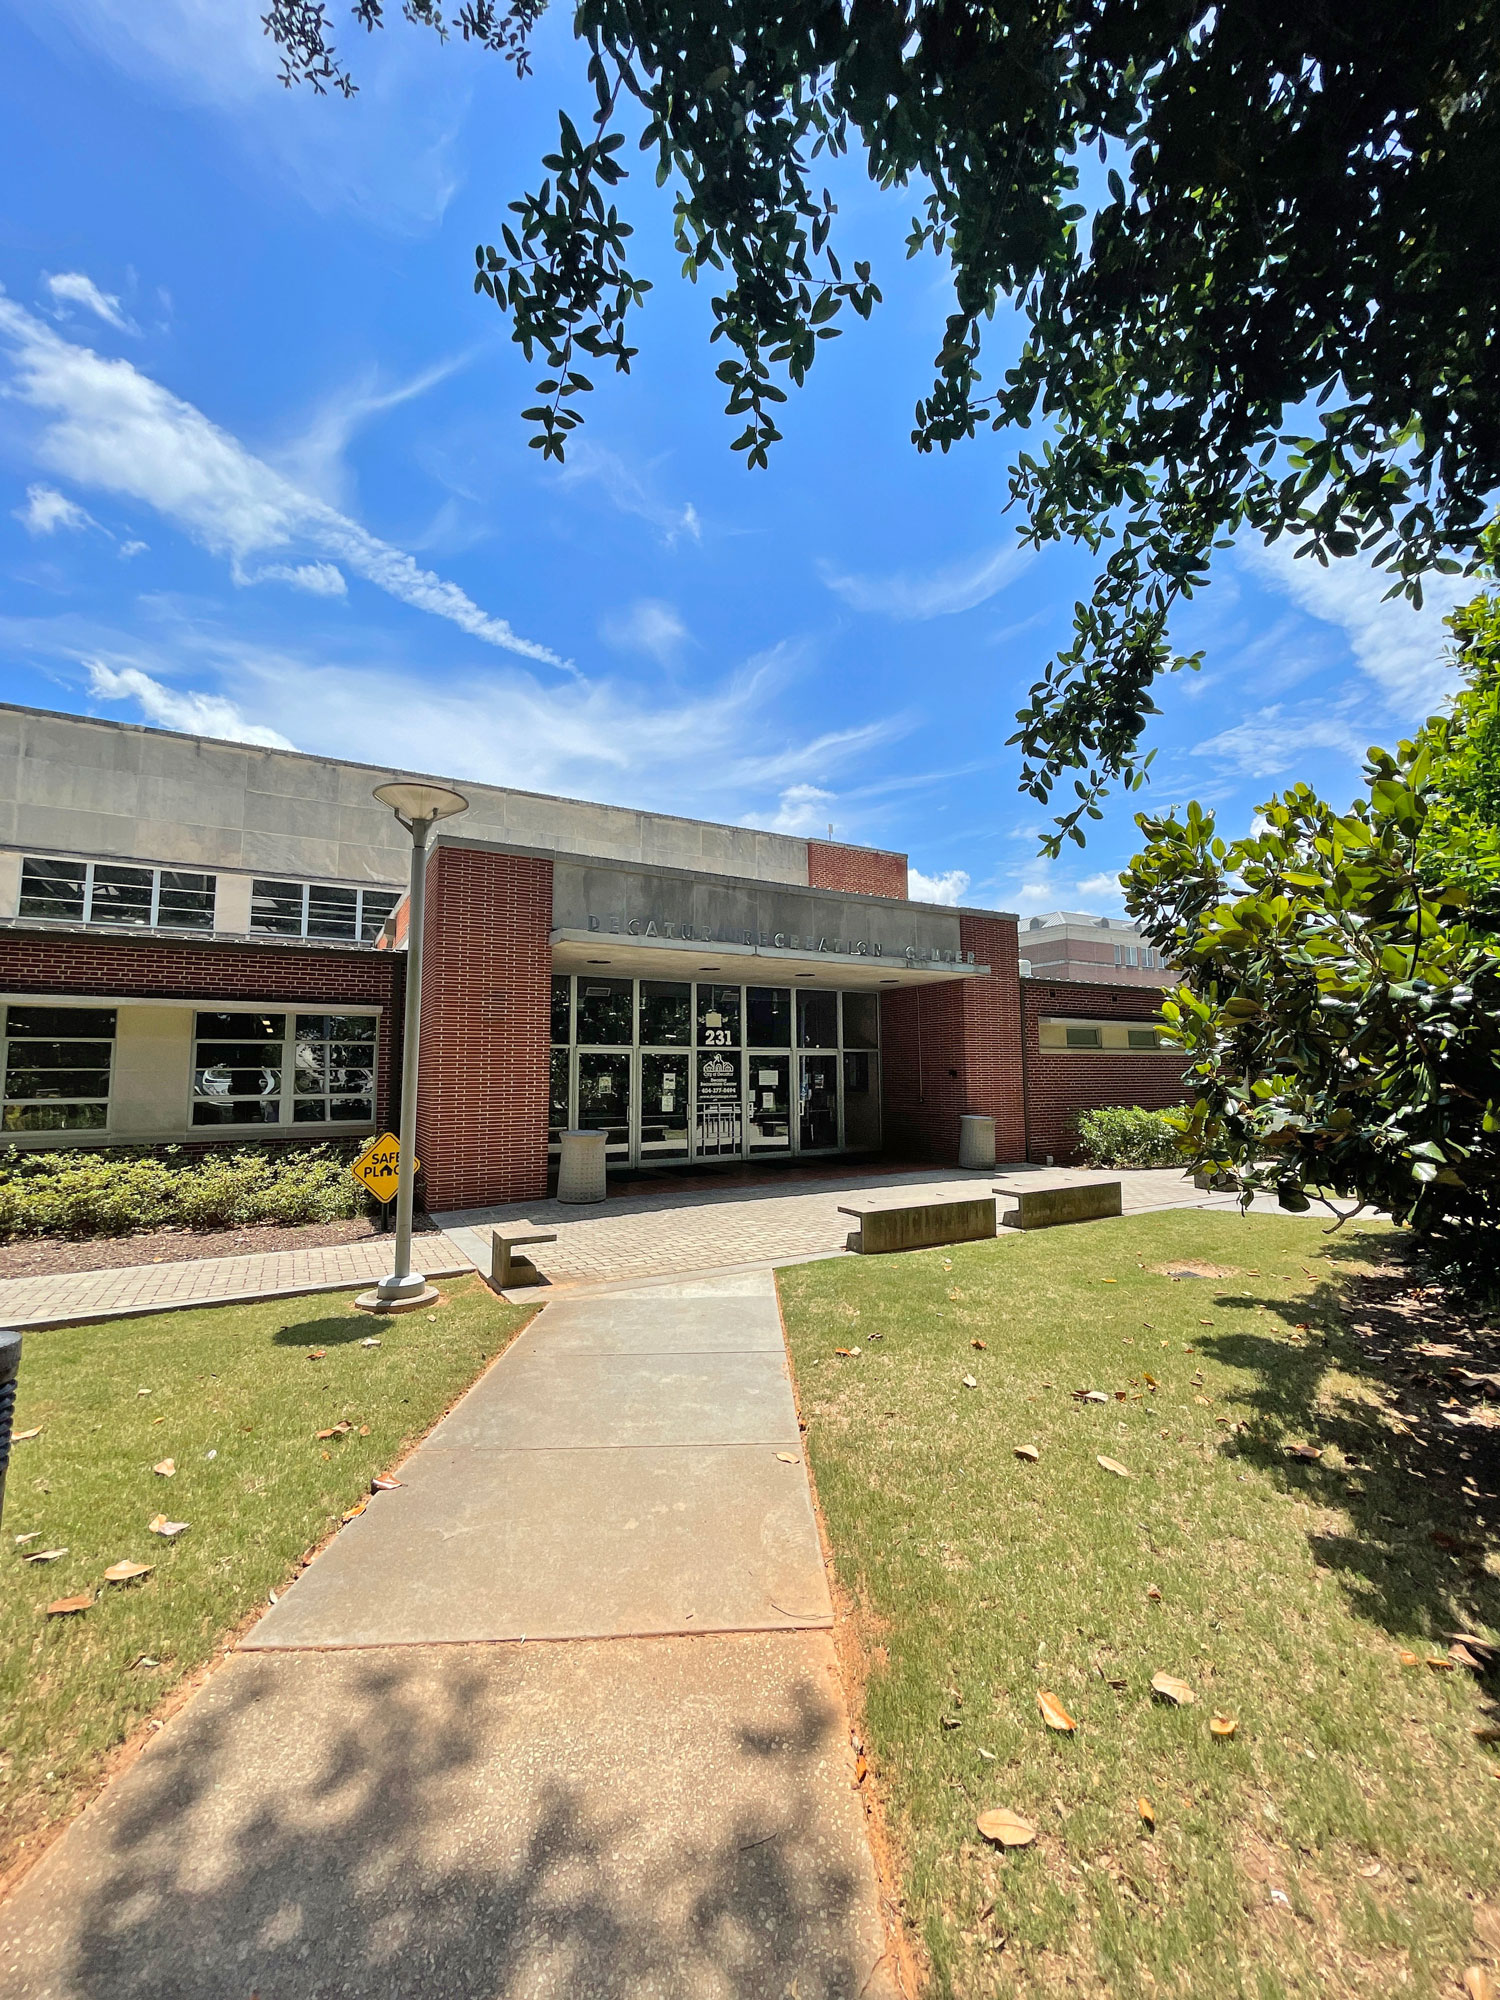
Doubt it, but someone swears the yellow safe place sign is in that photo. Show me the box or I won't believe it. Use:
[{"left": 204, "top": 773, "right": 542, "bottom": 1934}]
[{"left": 350, "top": 1133, "right": 414, "bottom": 1204}]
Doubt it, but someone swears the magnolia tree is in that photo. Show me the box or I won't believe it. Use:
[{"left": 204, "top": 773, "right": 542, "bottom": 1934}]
[{"left": 1123, "top": 578, "right": 1500, "bottom": 1273}]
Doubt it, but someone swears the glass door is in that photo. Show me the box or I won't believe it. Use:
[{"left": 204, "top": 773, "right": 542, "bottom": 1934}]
[
  {"left": 748, "top": 1053, "right": 791, "bottom": 1151},
  {"left": 578, "top": 1050, "right": 631, "bottom": 1158},
  {"left": 638, "top": 1050, "right": 690, "bottom": 1161},
  {"left": 798, "top": 1052, "right": 840, "bottom": 1152},
  {"left": 695, "top": 1049, "right": 744, "bottom": 1157}
]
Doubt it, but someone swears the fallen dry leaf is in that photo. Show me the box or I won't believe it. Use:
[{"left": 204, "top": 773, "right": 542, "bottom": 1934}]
[
  {"left": 148, "top": 1516, "right": 189, "bottom": 1538},
  {"left": 13, "top": 1532, "right": 39, "bottom": 1546},
  {"left": 341, "top": 1499, "right": 368, "bottom": 1522},
  {"left": 1151, "top": 1672, "right": 1195, "bottom": 1706},
  {"left": 972, "top": 1338, "right": 987, "bottom": 1350},
  {"left": 1210, "top": 1714, "right": 1238, "bottom": 1739},
  {"left": 1427, "top": 1656, "right": 1458, "bottom": 1673},
  {"left": 833, "top": 1347, "right": 859, "bottom": 1358},
  {"left": 1398, "top": 1649, "right": 1421, "bottom": 1667},
  {"left": 1037, "top": 1690, "right": 1077, "bottom": 1733},
  {"left": 962, "top": 1374, "right": 978, "bottom": 1390},
  {"left": 307, "top": 1349, "right": 326, "bottom": 1360},
  {"left": 47, "top": 1593, "right": 92, "bottom": 1616},
  {"left": 371, "top": 1476, "right": 402, "bottom": 1492},
  {"left": 1014, "top": 1444, "right": 1040, "bottom": 1462},
  {"left": 316, "top": 1421, "right": 353, "bottom": 1440},
  {"left": 360, "top": 1336, "right": 381, "bottom": 1348},
  {"left": 1077, "top": 1389, "right": 1109, "bottom": 1404},
  {"left": 1137, "top": 1796, "right": 1155, "bottom": 1829},
  {"left": 976, "top": 1808, "right": 1037, "bottom": 1848},
  {"left": 1097, "top": 1455, "right": 1133, "bottom": 1478},
  {"left": 103, "top": 1560, "right": 153, "bottom": 1585},
  {"left": 1464, "top": 1970, "right": 1496, "bottom": 2000},
  {"left": 775, "top": 1452, "right": 800, "bottom": 1464},
  {"left": 358, "top": 1424, "right": 370, "bottom": 1437},
  {"left": 1357, "top": 1861, "right": 1381, "bottom": 1878},
  {"left": 12, "top": 1426, "right": 42, "bottom": 1443},
  {"left": 854, "top": 1754, "right": 868, "bottom": 1784},
  {"left": 1287, "top": 1443, "right": 1321, "bottom": 1461},
  {"left": 22, "top": 1547, "right": 67, "bottom": 1564},
  {"left": 1146, "top": 1584, "right": 1162, "bottom": 1601},
  {"left": 153, "top": 1459, "right": 176, "bottom": 1478},
  {"left": 1473, "top": 1724, "right": 1500, "bottom": 1744}
]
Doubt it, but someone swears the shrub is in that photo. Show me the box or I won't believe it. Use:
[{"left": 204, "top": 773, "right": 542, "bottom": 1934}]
[
  {"left": 0, "top": 1145, "right": 367, "bottom": 1241},
  {"left": 1074, "top": 1105, "right": 1183, "bottom": 1169}
]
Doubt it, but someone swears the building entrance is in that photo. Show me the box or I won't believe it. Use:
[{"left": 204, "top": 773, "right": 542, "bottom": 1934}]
[{"left": 549, "top": 974, "right": 880, "bottom": 1171}]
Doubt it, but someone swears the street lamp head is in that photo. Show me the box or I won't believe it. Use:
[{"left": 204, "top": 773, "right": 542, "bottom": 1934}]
[{"left": 373, "top": 780, "right": 470, "bottom": 825}]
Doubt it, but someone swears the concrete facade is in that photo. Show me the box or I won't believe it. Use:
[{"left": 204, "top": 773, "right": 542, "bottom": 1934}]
[{"left": 0, "top": 704, "right": 1188, "bottom": 1197}]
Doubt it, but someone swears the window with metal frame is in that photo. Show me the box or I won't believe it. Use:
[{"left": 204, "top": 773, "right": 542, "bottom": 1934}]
[
  {"left": 249, "top": 879, "right": 400, "bottom": 943},
  {"left": 191, "top": 1010, "right": 378, "bottom": 1128},
  {"left": 2, "top": 1004, "right": 117, "bottom": 1132},
  {"left": 18, "top": 856, "right": 215, "bottom": 931}
]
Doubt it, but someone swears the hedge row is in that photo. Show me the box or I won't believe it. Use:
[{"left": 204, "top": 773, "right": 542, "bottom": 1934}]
[
  {"left": 0, "top": 1144, "right": 370, "bottom": 1240},
  {"left": 1074, "top": 1104, "right": 1183, "bottom": 1169}
]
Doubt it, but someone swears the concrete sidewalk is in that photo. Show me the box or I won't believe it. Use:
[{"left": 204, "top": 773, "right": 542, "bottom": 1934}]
[
  {"left": 0, "top": 1272, "right": 898, "bottom": 1999},
  {"left": 0, "top": 1233, "right": 472, "bottom": 1331}
]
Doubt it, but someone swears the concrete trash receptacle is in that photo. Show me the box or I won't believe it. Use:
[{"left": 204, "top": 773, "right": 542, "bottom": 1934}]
[
  {"left": 557, "top": 1129, "right": 608, "bottom": 1204},
  {"left": 958, "top": 1114, "right": 996, "bottom": 1170}
]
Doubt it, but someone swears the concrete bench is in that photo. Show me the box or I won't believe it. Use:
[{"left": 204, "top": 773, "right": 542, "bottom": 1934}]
[
  {"left": 490, "top": 1227, "right": 558, "bottom": 1289},
  {"left": 997, "top": 1180, "right": 1122, "bottom": 1230},
  {"left": 838, "top": 1196, "right": 996, "bottom": 1256}
]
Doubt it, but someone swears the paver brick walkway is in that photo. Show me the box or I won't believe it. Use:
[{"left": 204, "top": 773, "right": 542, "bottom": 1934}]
[
  {"left": 0, "top": 1234, "right": 472, "bottom": 1330},
  {"left": 440, "top": 1162, "right": 1257, "bottom": 1293}
]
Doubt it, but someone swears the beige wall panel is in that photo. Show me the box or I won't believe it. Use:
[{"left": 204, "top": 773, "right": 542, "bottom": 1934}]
[
  {"left": 0, "top": 849, "right": 20, "bottom": 919},
  {"left": 214, "top": 873, "right": 254, "bottom": 933},
  {"left": 111, "top": 1005, "right": 193, "bottom": 1138}
]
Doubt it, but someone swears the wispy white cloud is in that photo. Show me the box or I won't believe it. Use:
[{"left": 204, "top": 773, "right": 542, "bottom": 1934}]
[
  {"left": 1241, "top": 539, "right": 1469, "bottom": 716},
  {"left": 13, "top": 483, "right": 98, "bottom": 536},
  {"left": 85, "top": 660, "right": 295, "bottom": 749},
  {"left": 600, "top": 598, "right": 688, "bottom": 663},
  {"left": 559, "top": 441, "right": 702, "bottom": 546},
  {"left": 819, "top": 543, "right": 1031, "bottom": 620},
  {"left": 45, "top": 271, "right": 137, "bottom": 334},
  {"left": 274, "top": 354, "right": 475, "bottom": 510},
  {"left": 32, "top": 0, "right": 467, "bottom": 232},
  {"left": 767, "top": 783, "right": 834, "bottom": 835},
  {"left": 0, "top": 292, "right": 568, "bottom": 668},
  {"left": 250, "top": 561, "right": 348, "bottom": 598},
  {"left": 1192, "top": 702, "right": 1368, "bottom": 779},
  {"left": 908, "top": 866, "right": 971, "bottom": 906},
  {"left": 1076, "top": 870, "right": 1124, "bottom": 902}
]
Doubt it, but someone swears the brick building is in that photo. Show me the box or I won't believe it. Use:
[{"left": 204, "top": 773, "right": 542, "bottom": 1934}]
[
  {"left": 1018, "top": 910, "right": 1172, "bottom": 987},
  {"left": 0, "top": 705, "right": 1184, "bottom": 1206}
]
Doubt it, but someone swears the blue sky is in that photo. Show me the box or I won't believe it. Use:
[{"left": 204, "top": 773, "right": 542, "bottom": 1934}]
[{"left": 0, "top": 0, "right": 1471, "bottom": 914}]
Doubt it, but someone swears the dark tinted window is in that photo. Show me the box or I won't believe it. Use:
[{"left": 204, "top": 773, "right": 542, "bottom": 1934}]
[
  {"left": 796, "top": 989, "right": 838, "bottom": 1049},
  {"left": 841, "top": 992, "right": 879, "bottom": 1050},
  {"left": 576, "top": 978, "right": 633, "bottom": 1045},
  {"left": 551, "top": 976, "right": 571, "bottom": 1044},
  {"left": 639, "top": 981, "right": 691, "bottom": 1045},
  {"left": 746, "top": 987, "right": 791, "bottom": 1047},
  {"left": 250, "top": 880, "right": 304, "bottom": 935},
  {"left": 5, "top": 1006, "right": 116, "bottom": 1038},
  {"left": 195, "top": 1012, "right": 286, "bottom": 1041},
  {"left": 18, "top": 858, "right": 86, "bottom": 921},
  {"left": 157, "top": 871, "right": 215, "bottom": 930}
]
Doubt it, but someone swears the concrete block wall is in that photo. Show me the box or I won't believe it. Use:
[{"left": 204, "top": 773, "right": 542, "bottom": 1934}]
[
  {"left": 1020, "top": 978, "right": 1188, "bottom": 1163},
  {"left": 806, "top": 840, "right": 909, "bottom": 900},
  {"left": 414, "top": 845, "right": 552, "bottom": 1211},
  {"left": 878, "top": 912, "right": 1026, "bottom": 1163},
  {"left": 0, "top": 932, "right": 403, "bottom": 1141}
]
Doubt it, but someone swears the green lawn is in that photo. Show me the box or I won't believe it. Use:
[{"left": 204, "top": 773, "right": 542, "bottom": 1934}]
[
  {"left": 779, "top": 1211, "right": 1500, "bottom": 1998},
  {"left": 1, "top": 1275, "right": 532, "bottom": 1879}
]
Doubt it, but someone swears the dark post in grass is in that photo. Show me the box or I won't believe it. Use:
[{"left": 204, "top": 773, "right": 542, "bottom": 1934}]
[{"left": 0, "top": 1329, "right": 21, "bottom": 1528}]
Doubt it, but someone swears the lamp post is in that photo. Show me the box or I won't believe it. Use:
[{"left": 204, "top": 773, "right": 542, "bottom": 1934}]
[{"left": 359, "top": 779, "right": 469, "bottom": 1313}]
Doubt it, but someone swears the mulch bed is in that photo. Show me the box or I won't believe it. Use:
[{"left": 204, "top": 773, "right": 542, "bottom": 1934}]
[{"left": 0, "top": 1214, "right": 443, "bottom": 1281}]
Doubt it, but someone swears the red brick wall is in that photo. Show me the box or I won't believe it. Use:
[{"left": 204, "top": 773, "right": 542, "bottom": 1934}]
[
  {"left": 878, "top": 913, "right": 1027, "bottom": 1164},
  {"left": 414, "top": 845, "right": 552, "bottom": 1211},
  {"left": 0, "top": 929, "right": 402, "bottom": 1138},
  {"left": 1020, "top": 978, "right": 1187, "bottom": 1164},
  {"left": 807, "top": 840, "right": 909, "bottom": 899}
]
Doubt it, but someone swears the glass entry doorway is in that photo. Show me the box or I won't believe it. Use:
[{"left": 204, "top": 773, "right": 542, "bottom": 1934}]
[{"left": 551, "top": 973, "right": 881, "bottom": 1171}]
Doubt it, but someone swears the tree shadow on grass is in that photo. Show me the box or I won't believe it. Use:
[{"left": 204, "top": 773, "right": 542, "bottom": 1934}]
[
  {"left": 270, "top": 1311, "right": 390, "bottom": 1349},
  {"left": 1198, "top": 1225, "right": 1500, "bottom": 1712},
  {"left": 2, "top": 1645, "right": 883, "bottom": 2000}
]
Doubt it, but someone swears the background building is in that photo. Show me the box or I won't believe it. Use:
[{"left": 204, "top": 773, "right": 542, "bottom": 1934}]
[
  {"left": 1018, "top": 910, "right": 1172, "bottom": 986},
  {"left": 0, "top": 704, "right": 1188, "bottom": 1201}
]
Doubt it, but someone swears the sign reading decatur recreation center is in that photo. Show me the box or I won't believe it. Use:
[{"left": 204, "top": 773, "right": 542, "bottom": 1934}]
[{"left": 350, "top": 1133, "right": 414, "bottom": 1205}]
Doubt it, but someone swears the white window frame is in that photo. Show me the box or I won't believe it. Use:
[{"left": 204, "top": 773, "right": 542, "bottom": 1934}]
[
  {"left": 1, "top": 1000, "right": 117, "bottom": 1135},
  {"left": 18, "top": 856, "right": 216, "bottom": 932},
  {"left": 249, "top": 878, "right": 401, "bottom": 944}
]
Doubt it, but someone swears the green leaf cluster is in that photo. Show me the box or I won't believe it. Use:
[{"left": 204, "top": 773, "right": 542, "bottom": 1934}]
[
  {"left": 265, "top": 0, "right": 1500, "bottom": 846},
  {"left": 1123, "top": 581, "right": 1500, "bottom": 1274}
]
